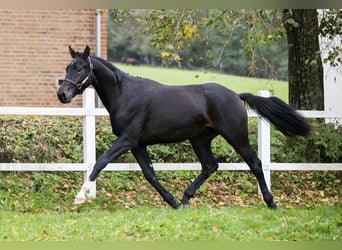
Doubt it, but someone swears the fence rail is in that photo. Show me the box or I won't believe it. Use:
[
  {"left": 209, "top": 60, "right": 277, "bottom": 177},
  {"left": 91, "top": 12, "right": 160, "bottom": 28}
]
[{"left": 1, "top": 89, "right": 341, "bottom": 195}]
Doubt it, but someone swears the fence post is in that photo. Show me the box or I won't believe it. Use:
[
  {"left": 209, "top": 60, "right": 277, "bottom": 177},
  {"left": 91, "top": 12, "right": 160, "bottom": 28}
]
[
  {"left": 82, "top": 88, "right": 96, "bottom": 198},
  {"left": 257, "top": 90, "right": 271, "bottom": 194}
]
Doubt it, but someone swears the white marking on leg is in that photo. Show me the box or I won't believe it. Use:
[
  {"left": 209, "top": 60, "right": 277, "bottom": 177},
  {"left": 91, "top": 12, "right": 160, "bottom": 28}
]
[{"left": 73, "top": 180, "right": 95, "bottom": 205}]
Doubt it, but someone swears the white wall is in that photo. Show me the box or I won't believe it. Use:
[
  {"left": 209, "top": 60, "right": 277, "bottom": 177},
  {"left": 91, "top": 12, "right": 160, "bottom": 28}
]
[{"left": 319, "top": 10, "right": 342, "bottom": 124}]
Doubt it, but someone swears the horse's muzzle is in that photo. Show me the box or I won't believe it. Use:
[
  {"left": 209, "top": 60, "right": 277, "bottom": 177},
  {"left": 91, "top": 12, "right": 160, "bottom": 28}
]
[{"left": 57, "top": 88, "right": 72, "bottom": 103}]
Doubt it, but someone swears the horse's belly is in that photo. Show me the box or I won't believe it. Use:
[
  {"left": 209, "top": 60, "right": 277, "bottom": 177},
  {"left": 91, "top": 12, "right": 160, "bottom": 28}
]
[{"left": 140, "top": 119, "right": 208, "bottom": 145}]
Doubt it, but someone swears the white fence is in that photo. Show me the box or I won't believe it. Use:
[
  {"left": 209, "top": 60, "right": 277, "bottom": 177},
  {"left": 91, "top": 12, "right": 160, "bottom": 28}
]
[{"left": 0, "top": 89, "right": 341, "bottom": 195}]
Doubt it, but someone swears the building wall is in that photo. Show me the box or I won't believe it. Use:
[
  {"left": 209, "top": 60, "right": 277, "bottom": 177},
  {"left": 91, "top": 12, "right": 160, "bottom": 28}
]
[
  {"left": 319, "top": 10, "right": 342, "bottom": 124},
  {"left": 321, "top": 39, "right": 342, "bottom": 125},
  {"left": 0, "top": 9, "right": 107, "bottom": 107}
]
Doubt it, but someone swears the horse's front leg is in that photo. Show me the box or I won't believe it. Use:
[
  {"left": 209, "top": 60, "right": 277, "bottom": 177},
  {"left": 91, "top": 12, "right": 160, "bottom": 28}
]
[
  {"left": 73, "top": 136, "right": 132, "bottom": 205},
  {"left": 132, "top": 147, "right": 179, "bottom": 209}
]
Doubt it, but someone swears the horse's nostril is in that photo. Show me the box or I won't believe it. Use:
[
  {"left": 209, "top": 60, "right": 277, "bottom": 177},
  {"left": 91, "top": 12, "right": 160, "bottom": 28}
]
[
  {"left": 57, "top": 91, "right": 64, "bottom": 100},
  {"left": 57, "top": 90, "right": 68, "bottom": 103}
]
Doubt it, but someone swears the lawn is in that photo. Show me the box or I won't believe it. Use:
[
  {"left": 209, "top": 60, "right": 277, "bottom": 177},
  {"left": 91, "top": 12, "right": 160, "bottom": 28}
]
[
  {"left": 115, "top": 63, "right": 288, "bottom": 102},
  {"left": 0, "top": 205, "right": 340, "bottom": 241}
]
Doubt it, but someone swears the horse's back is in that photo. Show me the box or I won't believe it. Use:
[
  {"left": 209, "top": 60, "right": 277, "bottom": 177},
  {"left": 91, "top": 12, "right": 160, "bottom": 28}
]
[{"left": 143, "top": 81, "right": 246, "bottom": 125}]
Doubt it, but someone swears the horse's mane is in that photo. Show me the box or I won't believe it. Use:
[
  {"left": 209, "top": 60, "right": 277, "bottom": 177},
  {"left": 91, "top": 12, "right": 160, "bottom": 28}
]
[
  {"left": 91, "top": 55, "right": 156, "bottom": 83},
  {"left": 91, "top": 56, "right": 127, "bottom": 76}
]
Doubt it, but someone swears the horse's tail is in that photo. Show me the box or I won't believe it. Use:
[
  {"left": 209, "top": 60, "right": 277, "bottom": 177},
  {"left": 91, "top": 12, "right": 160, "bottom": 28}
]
[{"left": 239, "top": 93, "right": 310, "bottom": 137}]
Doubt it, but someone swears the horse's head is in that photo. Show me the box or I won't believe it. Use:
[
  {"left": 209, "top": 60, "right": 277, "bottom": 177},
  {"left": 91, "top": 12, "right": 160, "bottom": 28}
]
[{"left": 57, "top": 45, "right": 93, "bottom": 103}]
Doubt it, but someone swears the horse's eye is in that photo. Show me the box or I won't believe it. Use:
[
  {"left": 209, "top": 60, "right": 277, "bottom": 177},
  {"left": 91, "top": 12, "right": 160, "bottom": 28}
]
[
  {"left": 77, "top": 64, "right": 87, "bottom": 73},
  {"left": 77, "top": 65, "right": 86, "bottom": 73}
]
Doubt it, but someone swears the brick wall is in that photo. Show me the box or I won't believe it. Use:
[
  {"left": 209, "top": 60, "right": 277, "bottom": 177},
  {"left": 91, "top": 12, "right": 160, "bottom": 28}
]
[{"left": 0, "top": 9, "right": 107, "bottom": 107}]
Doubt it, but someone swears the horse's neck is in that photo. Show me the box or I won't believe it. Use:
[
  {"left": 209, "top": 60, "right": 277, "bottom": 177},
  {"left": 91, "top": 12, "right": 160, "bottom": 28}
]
[{"left": 91, "top": 57, "right": 122, "bottom": 111}]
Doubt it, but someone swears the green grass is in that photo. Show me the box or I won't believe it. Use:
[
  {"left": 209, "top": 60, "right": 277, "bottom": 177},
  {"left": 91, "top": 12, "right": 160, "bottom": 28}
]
[
  {"left": 115, "top": 63, "right": 288, "bottom": 102},
  {"left": 0, "top": 205, "right": 340, "bottom": 241}
]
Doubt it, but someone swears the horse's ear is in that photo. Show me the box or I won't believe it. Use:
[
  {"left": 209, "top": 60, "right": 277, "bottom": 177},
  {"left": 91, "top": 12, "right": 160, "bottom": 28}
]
[
  {"left": 69, "top": 45, "right": 77, "bottom": 58},
  {"left": 83, "top": 45, "right": 90, "bottom": 59}
]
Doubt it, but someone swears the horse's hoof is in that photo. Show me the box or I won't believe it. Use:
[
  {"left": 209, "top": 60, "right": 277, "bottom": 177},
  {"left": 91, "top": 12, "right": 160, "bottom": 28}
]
[
  {"left": 176, "top": 204, "right": 184, "bottom": 210},
  {"left": 176, "top": 202, "right": 190, "bottom": 210},
  {"left": 73, "top": 197, "right": 87, "bottom": 205},
  {"left": 269, "top": 202, "right": 279, "bottom": 210}
]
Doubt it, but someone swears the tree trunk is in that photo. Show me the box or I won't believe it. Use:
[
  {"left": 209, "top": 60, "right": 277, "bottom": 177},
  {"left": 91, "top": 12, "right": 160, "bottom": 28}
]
[{"left": 283, "top": 9, "right": 324, "bottom": 110}]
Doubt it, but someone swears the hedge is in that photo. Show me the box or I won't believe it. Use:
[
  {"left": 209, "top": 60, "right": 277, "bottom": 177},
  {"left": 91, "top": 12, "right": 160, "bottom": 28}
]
[{"left": 0, "top": 115, "right": 341, "bottom": 164}]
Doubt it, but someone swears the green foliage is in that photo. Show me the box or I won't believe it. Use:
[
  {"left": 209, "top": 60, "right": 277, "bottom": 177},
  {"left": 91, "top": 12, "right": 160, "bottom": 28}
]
[
  {"left": 0, "top": 171, "right": 82, "bottom": 213},
  {"left": 1, "top": 117, "right": 341, "bottom": 164},
  {"left": 277, "top": 121, "right": 342, "bottom": 163},
  {"left": 319, "top": 9, "right": 342, "bottom": 67},
  {"left": 107, "top": 10, "right": 158, "bottom": 64},
  {"left": 0, "top": 116, "right": 83, "bottom": 163},
  {"left": 107, "top": 9, "right": 289, "bottom": 80}
]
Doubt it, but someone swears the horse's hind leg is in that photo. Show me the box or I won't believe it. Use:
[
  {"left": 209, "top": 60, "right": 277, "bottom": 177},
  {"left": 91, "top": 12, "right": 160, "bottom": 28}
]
[
  {"left": 132, "top": 147, "right": 179, "bottom": 209},
  {"left": 235, "top": 144, "right": 277, "bottom": 209},
  {"left": 209, "top": 90, "right": 277, "bottom": 209},
  {"left": 180, "top": 134, "right": 218, "bottom": 207},
  {"left": 221, "top": 131, "right": 277, "bottom": 209}
]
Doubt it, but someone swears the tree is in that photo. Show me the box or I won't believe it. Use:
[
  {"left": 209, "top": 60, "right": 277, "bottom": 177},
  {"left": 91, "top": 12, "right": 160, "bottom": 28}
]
[
  {"left": 107, "top": 11, "right": 159, "bottom": 64},
  {"left": 108, "top": 9, "right": 341, "bottom": 110},
  {"left": 283, "top": 9, "right": 324, "bottom": 110},
  {"left": 109, "top": 9, "right": 287, "bottom": 77},
  {"left": 319, "top": 9, "right": 342, "bottom": 68}
]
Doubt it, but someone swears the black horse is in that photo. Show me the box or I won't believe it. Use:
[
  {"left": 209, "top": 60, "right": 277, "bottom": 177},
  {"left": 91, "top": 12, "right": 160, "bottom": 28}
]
[{"left": 57, "top": 46, "right": 310, "bottom": 209}]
